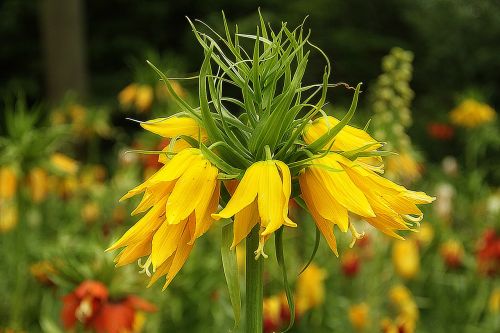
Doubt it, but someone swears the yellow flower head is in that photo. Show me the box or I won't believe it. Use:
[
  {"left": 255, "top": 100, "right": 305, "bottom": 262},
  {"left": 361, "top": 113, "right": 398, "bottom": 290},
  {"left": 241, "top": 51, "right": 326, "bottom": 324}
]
[
  {"left": 118, "top": 83, "right": 139, "bottom": 107},
  {"left": 0, "top": 166, "right": 17, "bottom": 200},
  {"left": 50, "top": 153, "right": 79, "bottom": 176},
  {"left": 489, "top": 287, "right": 500, "bottom": 313},
  {"left": 450, "top": 99, "right": 496, "bottom": 128},
  {"left": 299, "top": 152, "right": 434, "bottom": 254},
  {"left": 212, "top": 160, "right": 296, "bottom": 258},
  {"left": 392, "top": 239, "right": 420, "bottom": 279},
  {"left": 295, "top": 264, "right": 327, "bottom": 313},
  {"left": 107, "top": 148, "right": 220, "bottom": 289},
  {"left": 348, "top": 303, "right": 370, "bottom": 331},
  {"left": 28, "top": 167, "right": 49, "bottom": 203},
  {"left": 135, "top": 85, "right": 154, "bottom": 113}
]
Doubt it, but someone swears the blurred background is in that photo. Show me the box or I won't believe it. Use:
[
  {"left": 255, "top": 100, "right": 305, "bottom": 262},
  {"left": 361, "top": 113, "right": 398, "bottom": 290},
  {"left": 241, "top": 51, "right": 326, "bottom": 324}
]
[{"left": 0, "top": 0, "right": 499, "bottom": 332}]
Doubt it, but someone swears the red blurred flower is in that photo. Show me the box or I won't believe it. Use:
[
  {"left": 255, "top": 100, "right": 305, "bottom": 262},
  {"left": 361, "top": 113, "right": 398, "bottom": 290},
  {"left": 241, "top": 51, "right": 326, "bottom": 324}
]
[
  {"left": 477, "top": 229, "right": 500, "bottom": 276},
  {"left": 427, "top": 123, "right": 454, "bottom": 140},
  {"left": 341, "top": 250, "right": 360, "bottom": 277},
  {"left": 61, "top": 280, "right": 156, "bottom": 333}
]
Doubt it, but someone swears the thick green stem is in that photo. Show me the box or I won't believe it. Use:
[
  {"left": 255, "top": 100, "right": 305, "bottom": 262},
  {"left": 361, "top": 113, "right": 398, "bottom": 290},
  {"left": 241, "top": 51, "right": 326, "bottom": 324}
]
[{"left": 246, "top": 225, "right": 263, "bottom": 333}]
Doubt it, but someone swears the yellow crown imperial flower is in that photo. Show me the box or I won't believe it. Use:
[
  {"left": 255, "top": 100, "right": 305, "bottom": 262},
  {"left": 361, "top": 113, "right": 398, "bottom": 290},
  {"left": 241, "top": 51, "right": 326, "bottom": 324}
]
[
  {"left": 107, "top": 13, "right": 435, "bottom": 330},
  {"left": 300, "top": 153, "right": 434, "bottom": 254},
  {"left": 212, "top": 159, "right": 296, "bottom": 258},
  {"left": 107, "top": 148, "right": 220, "bottom": 289}
]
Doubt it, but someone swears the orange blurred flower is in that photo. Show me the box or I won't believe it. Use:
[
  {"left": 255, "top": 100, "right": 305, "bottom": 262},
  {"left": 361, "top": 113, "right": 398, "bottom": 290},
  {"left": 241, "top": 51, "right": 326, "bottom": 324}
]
[
  {"left": 349, "top": 302, "right": 370, "bottom": 331},
  {"left": 61, "top": 280, "right": 156, "bottom": 333},
  {"left": 341, "top": 250, "right": 360, "bottom": 277},
  {"left": 0, "top": 166, "right": 17, "bottom": 200},
  {"left": 440, "top": 239, "right": 464, "bottom": 269}
]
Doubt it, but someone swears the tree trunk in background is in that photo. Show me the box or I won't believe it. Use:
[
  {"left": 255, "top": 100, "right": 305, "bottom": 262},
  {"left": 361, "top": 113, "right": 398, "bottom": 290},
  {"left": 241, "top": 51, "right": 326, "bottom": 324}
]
[{"left": 40, "top": 0, "right": 88, "bottom": 103}]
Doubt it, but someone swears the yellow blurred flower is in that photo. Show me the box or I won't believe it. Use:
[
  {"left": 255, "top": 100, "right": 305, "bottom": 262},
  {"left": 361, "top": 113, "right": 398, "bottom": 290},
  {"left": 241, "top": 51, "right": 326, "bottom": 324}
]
[
  {"left": 133, "top": 311, "right": 146, "bottom": 332},
  {"left": 82, "top": 202, "right": 101, "bottom": 224},
  {"left": 386, "top": 152, "right": 421, "bottom": 183},
  {"left": 389, "top": 285, "right": 412, "bottom": 305},
  {"left": 69, "top": 104, "right": 87, "bottom": 133},
  {"left": 387, "top": 285, "right": 419, "bottom": 333},
  {"left": 412, "top": 222, "right": 434, "bottom": 247},
  {"left": 51, "top": 153, "right": 79, "bottom": 176},
  {"left": 296, "top": 264, "right": 327, "bottom": 314},
  {"left": 118, "top": 83, "right": 139, "bottom": 107},
  {"left": 450, "top": 99, "right": 496, "bottom": 128},
  {"left": 156, "top": 80, "right": 187, "bottom": 101},
  {"left": 489, "top": 287, "right": 500, "bottom": 313},
  {"left": 28, "top": 167, "right": 49, "bottom": 203},
  {"left": 348, "top": 302, "right": 370, "bottom": 331},
  {"left": 0, "top": 201, "right": 18, "bottom": 233},
  {"left": 0, "top": 166, "right": 17, "bottom": 200},
  {"left": 392, "top": 240, "right": 420, "bottom": 279},
  {"left": 236, "top": 243, "right": 245, "bottom": 273},
  {"left": 263, "top": 295, "right": 283, "bottom": 328},
  {"left": 440, "top": 239, "right": 464, "bottom": 269},
  {"left": 30, "top": 260, "right": 57, "bottom": 285},
  {"left": 135, "top": 85, "right": 154, "bottom": 113}
]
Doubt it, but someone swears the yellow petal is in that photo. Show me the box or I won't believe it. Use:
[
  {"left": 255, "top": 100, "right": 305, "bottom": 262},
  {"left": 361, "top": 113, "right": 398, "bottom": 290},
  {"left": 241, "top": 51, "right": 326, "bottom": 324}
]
[
  {"left": 166, "top": 160, "right": 212, "bottom": 224},
  {"left": 312, "top": 155, "right": 375, "bottom": 218},
  {"left": 299, "top": 175, "right": 338, "bottom": 256},
  {"left": 304, "top": 116, "right": 381, "bottom": 152},
  {"left": 192, "top": 181, "right": 221, "bottom": 244},
  {"left": 212, "top": 163, "right": 260, "bottom": 220},
  {"left": 259, "top": 161, "right": 285, "bottom": 236},
  {"left": 232, "top": 200, "right": 259, "bottom": 248},
  {"left": 115, "top": 238, "right": 152, "bottom": 267},
  {"left": 106, "top": 197, "right": 167, "bottom": 251},
  {"left": 300, "top": 171, "right": 349, "bottom": 232},
  {"left": 162, "top": 219, "right": 196, "bottom": 290},
  {"left": 151, "top": 220, "right": 187, "bottom": 269},
  {"left": 148, "top": 255, "right": 174, "bottom": 287},
  {"left": 141, "top": 116, "right": 205, "bottom": 138},
  {"left": 275, "top": 161, "right": 297, "bottom": 228}
]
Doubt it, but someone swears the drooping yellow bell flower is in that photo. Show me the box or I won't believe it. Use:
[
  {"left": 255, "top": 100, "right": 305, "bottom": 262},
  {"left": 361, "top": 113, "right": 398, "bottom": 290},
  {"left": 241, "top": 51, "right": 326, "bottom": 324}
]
[
  {"left": 0, "top": 166, "right": 17, "bottom": 199},
  {"left": 299, "top": 153, "right": 434, "bottom": 254},
  {"left": 212, "top": 160, "right": 297, "bottom": 258},
  {"left": 392, "top": 239, "right": 420, "bottom": 279},
  {"left": 449, "top": 99, "right": 496, "bottom": 128},
  {"left": 141, "top": 116, "right": 208, "bottom": 164},
  {"left": 28, "top": 167, "right": 49, "bottom": 203},
  {"left": 50, "top": 153, "right": 79, "bottom": 176},
  {"left": 348, "top": 303, "right": 370, "bottom": 331},
  {"left": 295, "top": 264, "right": 327, "bottom": 314},
  {"left": 107, "top": 148, "right": 220, "bottom": 289},
  {"left": 135, "top": 85, "right": 154, "bottom": 113},
  {"left": 303, "top": 116, "right": 383, "bottom": 172},
  {"left": 118, "top": 83, "right": 138, "bottom": 108}
]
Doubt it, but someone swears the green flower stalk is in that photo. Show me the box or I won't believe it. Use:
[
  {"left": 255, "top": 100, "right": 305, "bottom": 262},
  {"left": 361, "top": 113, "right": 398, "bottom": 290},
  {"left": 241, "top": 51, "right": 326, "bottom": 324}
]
[{"left": 107, "top": 13, "right": 434, "bottom": 332}]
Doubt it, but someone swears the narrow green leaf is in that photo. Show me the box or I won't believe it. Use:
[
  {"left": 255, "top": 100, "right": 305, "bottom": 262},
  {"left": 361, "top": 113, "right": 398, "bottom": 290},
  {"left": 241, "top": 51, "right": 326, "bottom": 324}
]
[
  {"left": 300, "top": 227, "right": 321, "bottom": 275},
  {"left": 221, "top": 223, "right": 241, "bottom": 330}
]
